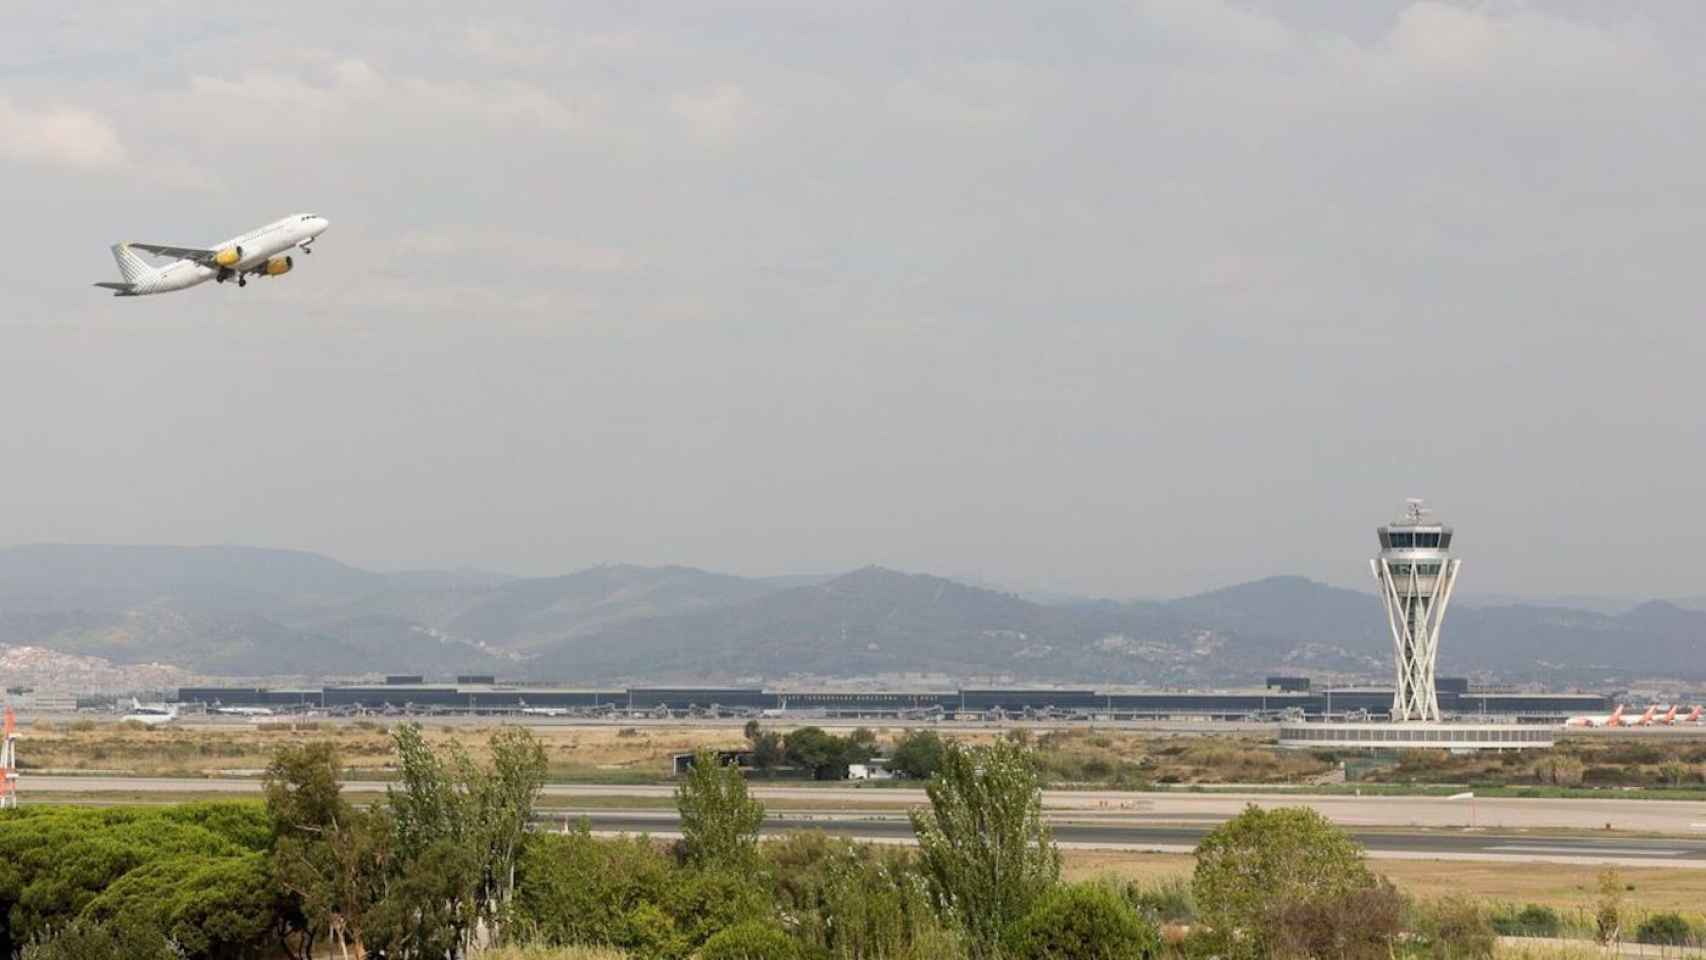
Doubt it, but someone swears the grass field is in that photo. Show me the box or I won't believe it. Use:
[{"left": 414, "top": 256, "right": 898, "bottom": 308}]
[
  {"left": 1065, "top": 849, "right": 1706, "bottom": 915},
  {"left": 20, "top": 719, "right": 1706, "bottom": 799},
  {"left": 16, "top": 720, "right": 1325, "bottom": 785},
  {"left": 18, "top": 719, "right": 749, "bottom": 780}
]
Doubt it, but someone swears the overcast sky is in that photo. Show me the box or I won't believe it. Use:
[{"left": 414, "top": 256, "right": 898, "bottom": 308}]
[{"left": 3, "top": 1, "right": 1704, "bottom": 601}]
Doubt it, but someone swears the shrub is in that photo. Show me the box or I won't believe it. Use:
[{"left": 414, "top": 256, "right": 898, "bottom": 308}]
[
  {"left": 699, "top": 921, "right": 799, "bottom": 960},
  {"left": 1123, "top": 877, "right": 1195, "bottom": 925},
  {"left": 1268, "top": 878, "right": 1405, "bottom": 960},
  {"left": 1595, "top": 870, "right": 1622, "bottom": 945},
  {"left": 762, "top": 832, "right": 944, "bottom": 960},
  {"left": 1635, "top": 912, "right": 1693, "bottom": 946},
  {"left": 515, "top": 829, "right": 770, "bottom": 959},
  {"left": 1191, "top": 806, "right": 1373, "bottom": 959},
  {"left": 20, "top": 918, "right": 177, "bottom": 960},
  {"left": 1414, "top": 896, "right": 1495, "bottom": 959},
  {"left": 1491, "top": 903, "right": 1561, "bottom": 938},
  {"left": 1002, "top": 883, "right": 1160, "bottom": 960}
]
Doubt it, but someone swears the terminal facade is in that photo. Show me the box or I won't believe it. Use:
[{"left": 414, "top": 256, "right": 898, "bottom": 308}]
[{"left": 175, "top": 678, "right": 1605, "bottom": 723}]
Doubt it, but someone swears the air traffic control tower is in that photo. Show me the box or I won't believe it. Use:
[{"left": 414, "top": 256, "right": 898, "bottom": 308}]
[
  {"left": 1278, "top": 500, "right": 1553, "bottom": 751},
  {"left": 1374, "top": 499, "right": 1460, "bottom": 723}
]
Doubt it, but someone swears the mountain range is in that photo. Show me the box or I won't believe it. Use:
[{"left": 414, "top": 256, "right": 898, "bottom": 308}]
[{"left": 1, "top": 544, "right": 1702, "bottom": 686}]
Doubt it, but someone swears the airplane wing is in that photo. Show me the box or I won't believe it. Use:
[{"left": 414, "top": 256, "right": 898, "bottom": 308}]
[{"left": 128, "top": 242, "right": 224, "bottom": 264}]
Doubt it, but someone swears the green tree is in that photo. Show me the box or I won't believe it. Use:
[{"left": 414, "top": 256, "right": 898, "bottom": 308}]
[
  {"left": 890, "top": 730, "right": 947, "bottom": 780},
  {"left": 265, "top": 741, "right": 390, "bottom": 960},
  {"left": 846, "top": 727, "right": 879, "bottom": 764},
  {"left": 1191, "top": 805, "right": 1374, "bottom": 960},
  {"left": 83, "top": 852, "right": 279, "bottom": 960},
  {"left": 676, "top": 748, "right": 765, "bottom": 869},
  {"left": 785, "top": 727, "right": 853, "bottom": 780},
  {"left": 0, "top": 806, "right": 263, "bottom": 953},
  {"left": 751, "top": 731, "right": 786, "bottom": 772},
  {"left": 910, "top": 740, "right": 1060, "bottom": 958},
  {"left": 377, "top": 723, "right": 547, "bottom": 955},
  {"left": 467, "top": 726, "right": 548, "bottom": 943},
  {"left": 366, "top": 839, "right": 481, "bottom": 960},
  {"left": 1002, "top": 883, "right": 1161, "bottom": 960}
]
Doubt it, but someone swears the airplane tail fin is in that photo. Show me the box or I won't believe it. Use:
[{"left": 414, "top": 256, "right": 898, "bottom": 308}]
[
  {"left": 1610, "top": 704, "right": 1625, "bottom": 724},
  {"left": 110, "top": 243, "right": 156, "bottom": 285}
]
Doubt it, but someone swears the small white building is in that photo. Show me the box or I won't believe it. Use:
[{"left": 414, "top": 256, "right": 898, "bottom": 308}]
[{"left": 847, "top": 759, "right": 895, "bottom": 781}]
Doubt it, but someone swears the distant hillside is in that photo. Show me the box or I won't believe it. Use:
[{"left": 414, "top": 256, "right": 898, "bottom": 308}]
[
  {"left": 2, "top": 544, "right": 1703, "bottom": 684},
  {"left": 0, "top": 546, "right": 785, "bottom": 677},
  {"left": 525, "top": 567, "right": 1382, "bottom": 684},
  {"left": 0, "top": 544, "right": 383, "bottom": 613}
]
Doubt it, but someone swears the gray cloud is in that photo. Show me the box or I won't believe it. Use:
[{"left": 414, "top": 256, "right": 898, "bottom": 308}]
[{"left": 2, "top": 1, "right": 1703, "bottom": 600}]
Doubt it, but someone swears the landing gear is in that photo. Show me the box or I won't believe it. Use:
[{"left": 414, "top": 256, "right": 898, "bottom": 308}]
[
  {"left": 216, "top": 267, "right": 232, "bottom": 284},
  {"left": 299, "top": 240, "right": 314, "bottom": 255},
  {"left": 238, "top": 275, "right": 247, "bottom": 288}
]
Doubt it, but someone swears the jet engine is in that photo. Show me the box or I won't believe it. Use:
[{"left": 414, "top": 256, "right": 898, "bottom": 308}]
[
  {"left": 214, "top": 245, "right": 243, "bottom": 267},
  {"left": 263, "top": 255, "right": 293, "bottom": 276}
]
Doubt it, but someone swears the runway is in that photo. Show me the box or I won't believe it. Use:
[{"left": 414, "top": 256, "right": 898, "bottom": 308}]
[
  {"left": 20, "top": 774, "right": 1706, "bottom": 863},
  {"left": 547, "top": 810, "right": 1706, "bottom": 867}
]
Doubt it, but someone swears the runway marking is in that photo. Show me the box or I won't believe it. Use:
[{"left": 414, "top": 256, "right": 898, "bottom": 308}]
[{"left": 1486, "top": 844, "right": 1684, "bottom": 857}]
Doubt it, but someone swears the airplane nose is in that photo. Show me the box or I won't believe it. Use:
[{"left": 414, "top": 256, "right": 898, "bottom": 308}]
[{"left": 316, "top": 217, "right": 331, "bottom": 233}]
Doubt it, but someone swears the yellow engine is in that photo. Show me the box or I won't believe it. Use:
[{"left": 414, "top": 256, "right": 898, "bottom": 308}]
[
  {"left": 264, "top": 255, "right": 293, "bottom": 276},
  {"left": 214, "top": 245, "right": 243, "bottom": 267}
]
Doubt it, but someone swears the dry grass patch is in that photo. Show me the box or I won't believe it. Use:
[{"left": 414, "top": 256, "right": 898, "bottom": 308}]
[
  {"left": 1063, "top": 850, "right": 1706, "bottom": 914},
  {"left": 18, "top": 721, "right": 749, "bottom": 780}
]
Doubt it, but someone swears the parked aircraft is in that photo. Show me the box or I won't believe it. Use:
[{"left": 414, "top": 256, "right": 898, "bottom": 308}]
[
  {"left": 215, "top": 705, "right": 274, "bottom": 717},
  {"left": 1632, "top": 706, "right": 1660, "bottom": 726},
  {"left": 1563, "top": 704, "right": 1626, "bottom": 728},
  {"left": 94, "top": 213, "right": 329, "bottom": 296},
  {"left": 123, "top": 699, "right": 178, "bottom": 726},
  {"left": 1680, "top": 706, "right": 1703, "bottom": 724}
]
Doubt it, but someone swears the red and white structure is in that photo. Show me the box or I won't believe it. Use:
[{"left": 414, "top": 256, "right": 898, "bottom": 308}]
[{"left": 0, "top": 705, "right": 17, "bottom": 809}]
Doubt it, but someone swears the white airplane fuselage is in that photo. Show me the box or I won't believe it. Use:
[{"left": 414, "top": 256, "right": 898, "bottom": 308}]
[{"left": 106, "top": 213, "right": 330, "bottom": 296}]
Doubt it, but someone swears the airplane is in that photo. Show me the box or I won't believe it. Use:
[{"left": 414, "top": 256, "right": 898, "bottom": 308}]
[
  {"left": 1633, "top": 706, "right": 1660, "bottom": 727},
  {"left": 123, "top": 698, "right": 178, "bottom": 726},
  {"left": 518, "top": 701, "right": 569, "bottom": 718},
  {"left": 1563, "top": 704, "right": 1626, "bottom": 728},
  {"left": 1678, "top": 706, "right": 1704, "bottom": 724},
  {"left": 215, "top": 705, "right": 274, "bottom": 717},
  {"left": 1656, "top": 705, "right": 1679, "bottom": 726},
  {"left": 94, "top": 213, "right": 330, "bottom": 296}
]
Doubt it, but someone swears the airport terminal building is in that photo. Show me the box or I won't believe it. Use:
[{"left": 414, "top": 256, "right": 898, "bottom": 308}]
[{"left": 175, "top": 677, "right": 1606, "bottom": 724}]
